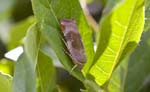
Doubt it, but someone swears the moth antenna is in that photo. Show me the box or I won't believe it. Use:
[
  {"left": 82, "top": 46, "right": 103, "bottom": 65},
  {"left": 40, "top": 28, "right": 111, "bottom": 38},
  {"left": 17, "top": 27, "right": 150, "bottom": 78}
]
[
  {"left": 61, "top": 37, "right": 68, "bottom": 47},
  {"left": 56, "top": 32, "right": 68, "bottom": 48}
]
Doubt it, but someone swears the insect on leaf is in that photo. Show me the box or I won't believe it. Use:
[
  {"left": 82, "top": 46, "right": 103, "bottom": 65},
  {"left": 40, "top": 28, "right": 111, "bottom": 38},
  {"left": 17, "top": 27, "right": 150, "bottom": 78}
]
[{"left": 60, "top": 19, "right": 86, "bottom": 69}]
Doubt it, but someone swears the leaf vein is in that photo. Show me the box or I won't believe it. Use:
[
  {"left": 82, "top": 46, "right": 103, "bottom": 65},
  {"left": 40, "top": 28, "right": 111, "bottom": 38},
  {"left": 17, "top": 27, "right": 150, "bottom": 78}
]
[{"left": 95, "top": 65, "right": 109, "bottom": 75}]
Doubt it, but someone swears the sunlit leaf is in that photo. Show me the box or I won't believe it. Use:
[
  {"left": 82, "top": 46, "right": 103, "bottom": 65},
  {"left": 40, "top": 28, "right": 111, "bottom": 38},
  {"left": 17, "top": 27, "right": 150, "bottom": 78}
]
[
  {"left": 89, "top": 0, "right": 144, "bottom": 86},
  {"left": 0, "top": 59, "right": 14, "bottom": 75}
]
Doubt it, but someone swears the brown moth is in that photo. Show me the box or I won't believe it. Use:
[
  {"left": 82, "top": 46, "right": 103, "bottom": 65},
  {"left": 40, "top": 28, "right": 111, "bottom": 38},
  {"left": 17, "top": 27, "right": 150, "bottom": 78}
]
[{"left": 60, "top": 19, "right": 86, "bottom": 69}]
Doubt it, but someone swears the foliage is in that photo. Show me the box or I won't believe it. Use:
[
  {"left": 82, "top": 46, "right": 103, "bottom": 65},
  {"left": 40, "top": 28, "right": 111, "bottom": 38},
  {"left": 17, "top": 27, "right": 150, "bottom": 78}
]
[
  {"left": 0, "top": 0, "right": 148, "bottom": 92},
  {"left": 88, "top": 0, "right": 144, "bottom": 86},
  {"left": 8, "top": 17, "right": 35, "bottom": 50},
  {"left": 124, "top": 29, "right": 150, "bottom": 92},
  {"left": 31, "top": 0, "right": 95, "bottom": 81},
  {"left": 0, "top": 72, "right": 12, "bottom": 92}
]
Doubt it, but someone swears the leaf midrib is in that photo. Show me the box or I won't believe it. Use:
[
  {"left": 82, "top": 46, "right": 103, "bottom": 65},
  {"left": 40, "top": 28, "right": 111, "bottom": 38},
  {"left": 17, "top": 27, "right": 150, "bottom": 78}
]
[{"left": 109, "top": 0, "right": 138, "bottom": 77}]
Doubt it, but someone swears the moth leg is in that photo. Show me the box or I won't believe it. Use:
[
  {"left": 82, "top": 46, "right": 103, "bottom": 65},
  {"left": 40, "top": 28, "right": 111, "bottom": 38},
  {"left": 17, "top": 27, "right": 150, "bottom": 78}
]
[
  {"left": 70, "top": 64, "right": 78, "bottom": 74},
  {"left": 62, "top": 48, "right": 79, "bottom": 72}
]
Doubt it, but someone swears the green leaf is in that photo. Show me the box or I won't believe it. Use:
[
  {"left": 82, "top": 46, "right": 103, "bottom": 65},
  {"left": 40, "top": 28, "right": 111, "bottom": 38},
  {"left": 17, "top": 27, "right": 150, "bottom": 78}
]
[
  {"left": 0, "top": 59, "right": 14, "bottom": 75},
  {"left": 124, "top": 30, "right": 150, "bottom": 92},
  {"left": 37, "top": 51, "right": 56, "bottom": 92},
  {"left": 31, "top": 0, "right": 95, "bottom": 81},
  {"left": 89, "top": 0, "right": 144, "bottom": 86},
  {"left": 8, "top": 17, "right": 35, "bottom": 50},
  {"left": 83, "top": 80, "right": 101, "bottom": 92},
  {"left": 13, "top": 24, "right": 41, "bottom": 92},
  {"left": 144, "top": 0, "right": 150, "bottom": 31},
  {"left": 0, "top": 72, "right": 12, "bottom": 92},
  {"left": 12, "top": 53, "right": 36, "bottom": 92},
  {"left": 24, "top": 23, "right": 41, "bottom": 69}
]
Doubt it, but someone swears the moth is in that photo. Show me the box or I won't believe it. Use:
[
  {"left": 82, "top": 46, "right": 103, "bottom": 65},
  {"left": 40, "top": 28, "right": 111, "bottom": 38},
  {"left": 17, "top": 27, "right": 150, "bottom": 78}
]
[{"left": 60, "top": 19, "right": 86, "bottom": 69}]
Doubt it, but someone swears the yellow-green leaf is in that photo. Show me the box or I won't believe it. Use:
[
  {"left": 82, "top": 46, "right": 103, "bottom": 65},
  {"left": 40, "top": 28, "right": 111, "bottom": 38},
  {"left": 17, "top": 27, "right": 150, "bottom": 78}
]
[
  {"left": 89, "top": 0, "right": 144, "bottom": 86},
  {"left": 0, "top": 72, "right": 12, "bottom": 92}
]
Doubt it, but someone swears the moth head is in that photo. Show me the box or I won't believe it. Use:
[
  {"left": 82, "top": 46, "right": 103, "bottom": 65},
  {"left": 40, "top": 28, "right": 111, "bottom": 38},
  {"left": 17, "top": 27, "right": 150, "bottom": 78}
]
[{"left": 60, "top": 19, "right": 76, "bottom": 32}]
